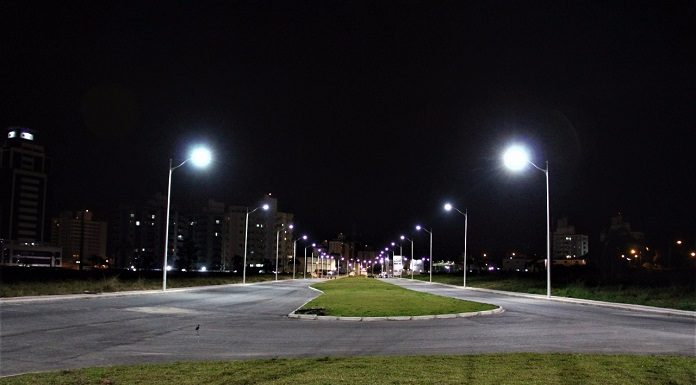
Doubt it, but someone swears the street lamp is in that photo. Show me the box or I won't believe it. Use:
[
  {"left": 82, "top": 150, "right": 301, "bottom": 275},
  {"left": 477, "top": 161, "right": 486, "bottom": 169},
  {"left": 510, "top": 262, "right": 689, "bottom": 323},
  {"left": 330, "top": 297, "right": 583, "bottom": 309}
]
[
  {"left": 275, "top": 224, "right": 290, "bottom": 281},
  {"left": 305, "top": 243, "right": 315, "bottom": 279},
  {"left": 444, "top": 203, "right": 468, "bottom": 288},
  {"left": 401, "top": 235, "right": 414, "bottom": 280},
  {"left": 162, "top": 146, "right": 212, "bottom": 291},
  {"left": 294, "top": 234, "right": 308, "bottom": 279},
  {"left": 503, "top": 144, "right": 551, "bottom": 298},
  {"left": 416, "top": 225, "right": 433, "bottom": 283},
  {"left": 243, "top": 203, "right": 270, "bottom": 284}
]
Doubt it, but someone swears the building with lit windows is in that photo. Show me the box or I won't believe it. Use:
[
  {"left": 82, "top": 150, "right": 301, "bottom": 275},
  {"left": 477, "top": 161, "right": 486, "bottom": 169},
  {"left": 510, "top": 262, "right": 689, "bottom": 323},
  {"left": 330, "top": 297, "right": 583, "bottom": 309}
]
[
  {"left": 552, "top": 218, "right": 589, "bottom": 266},
  {"left": 51, "top": 210, "right": 108, "bottom": 269},
  {"left": 1, "top": 127, "right": 62, "bottom": 266}
]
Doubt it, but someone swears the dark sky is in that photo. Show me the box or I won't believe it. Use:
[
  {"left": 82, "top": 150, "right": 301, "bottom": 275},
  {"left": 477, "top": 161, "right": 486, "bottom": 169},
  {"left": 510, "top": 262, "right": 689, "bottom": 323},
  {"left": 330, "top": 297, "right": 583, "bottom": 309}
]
[{"left": 3, "top": 1, "right": 695, "bottom": 258}]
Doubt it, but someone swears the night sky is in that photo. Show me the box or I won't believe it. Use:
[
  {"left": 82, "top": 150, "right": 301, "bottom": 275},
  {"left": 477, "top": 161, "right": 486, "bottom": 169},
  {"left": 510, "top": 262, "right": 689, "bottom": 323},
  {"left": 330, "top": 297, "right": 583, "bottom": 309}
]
[{"left": 3, "top": 1, "right": 695, "bottom": 258}]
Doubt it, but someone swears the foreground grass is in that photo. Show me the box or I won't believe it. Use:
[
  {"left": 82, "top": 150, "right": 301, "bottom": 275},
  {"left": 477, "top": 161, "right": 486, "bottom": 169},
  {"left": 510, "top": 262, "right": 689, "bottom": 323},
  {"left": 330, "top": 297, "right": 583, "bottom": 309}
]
[
  {"left": 0, "top": 274, "right": 284, "bottom": 297},
  {"left": 301, "top": 277, "right": 496, "bottom": 316},
  {"left": 2, "top": 354, "right": 694, "bottom": 385},
  {"left": 411, "top": 274, "right": 696, "bottom": 311}
]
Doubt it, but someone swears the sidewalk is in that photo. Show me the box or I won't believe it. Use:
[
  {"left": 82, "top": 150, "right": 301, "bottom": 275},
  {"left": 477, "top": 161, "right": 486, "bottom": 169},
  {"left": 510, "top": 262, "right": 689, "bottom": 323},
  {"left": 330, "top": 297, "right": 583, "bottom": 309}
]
[{"left": 402, "top": 279, "right": 696, "bottom": 319}]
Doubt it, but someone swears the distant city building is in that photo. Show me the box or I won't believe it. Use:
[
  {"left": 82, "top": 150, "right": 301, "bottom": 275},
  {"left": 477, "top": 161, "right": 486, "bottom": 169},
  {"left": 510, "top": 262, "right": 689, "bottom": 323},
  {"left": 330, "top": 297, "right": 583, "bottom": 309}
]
[
  {"left": 107, "top": 194, "right": 168, "bottom": 270},
  {"left": 1, "top": 127, "right": 61, "bottom": 266},
  {"left": 1, "top": 127, "right": 49, "bottom": 243},
  {"left": 552, "top": 218, "right": 589, "bottom": 267},
  {"left": 51, "top": 210, "right": 108, "bottom": 269}
]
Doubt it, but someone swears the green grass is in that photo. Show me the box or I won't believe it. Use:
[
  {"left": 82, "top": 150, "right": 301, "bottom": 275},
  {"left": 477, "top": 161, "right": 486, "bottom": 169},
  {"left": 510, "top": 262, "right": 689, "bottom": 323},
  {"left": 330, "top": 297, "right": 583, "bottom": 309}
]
[
  {"left": 411, "top": 274, "right": 696, "bottom": 311},
  {"left": 2, "top": 354, "right": 694, "bottom": 385},
  {"left": 301, "top": 277, "right": 496, "bottom": 317},
  {"left": 0, "top": 275, "right": 284, "bottom": 297}
]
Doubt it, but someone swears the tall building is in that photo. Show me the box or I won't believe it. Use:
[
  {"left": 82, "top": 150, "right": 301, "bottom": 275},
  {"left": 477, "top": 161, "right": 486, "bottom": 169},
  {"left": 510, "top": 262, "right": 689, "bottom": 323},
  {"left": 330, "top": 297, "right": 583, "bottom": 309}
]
[
  {"left": 1, "top": 127, "right": 48, "bottom": 243},
  {"left": 51, "top": 210, "right": 108, "bottom": 269},
  {"left": 1, "top": 127, "right": 61, "bottom": 266},
  {"left": 107, "top": 194, "right": 167, "bottom": 270},
  {"left": 552, "top": 218, "right": 589, "bottom": 266}
]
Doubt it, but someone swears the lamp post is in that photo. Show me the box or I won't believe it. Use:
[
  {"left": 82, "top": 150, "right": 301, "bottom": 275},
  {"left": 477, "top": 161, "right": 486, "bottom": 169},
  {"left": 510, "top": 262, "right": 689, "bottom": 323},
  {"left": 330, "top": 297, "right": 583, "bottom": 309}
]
[
  {"left": 444, "top": 203, "right": 468, "bottom": 288},
  {"left": 416, "top": 225, "right": 433, "bottom": 282},
  {"left": 162, "top": 146, "right": 212, "bottom": 291},
  {"left": 401, "top": 235, "right": 414, "bottom": 279},
  {"left": 243, "top": 203, "right": 270, "bottom": 284},
  {"left": 293, "top": 233, "right": 308, "bottom": 279},
  {"left": 306, "top": 243, "right": 316, "bottom": 278},
  {"left": 503, "top": 144, "right": 551, "bottom": 298}
]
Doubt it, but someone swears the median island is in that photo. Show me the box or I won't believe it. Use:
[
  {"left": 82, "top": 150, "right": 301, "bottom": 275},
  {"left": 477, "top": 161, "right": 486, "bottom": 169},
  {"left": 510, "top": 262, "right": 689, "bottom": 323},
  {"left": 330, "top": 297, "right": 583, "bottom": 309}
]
[{"left": 297, "top": 277, "right": 497, "bottom": 317}]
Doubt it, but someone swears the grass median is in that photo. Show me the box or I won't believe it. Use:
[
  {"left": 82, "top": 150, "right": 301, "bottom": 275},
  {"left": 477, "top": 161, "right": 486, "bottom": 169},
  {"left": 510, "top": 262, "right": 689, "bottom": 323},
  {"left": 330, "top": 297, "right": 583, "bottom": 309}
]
[
  {"left": 299, "top": 277, "right": 496, "bottom": 317},
  {"left": 1, "top": 354, "right": 693, "bottom": 385}
]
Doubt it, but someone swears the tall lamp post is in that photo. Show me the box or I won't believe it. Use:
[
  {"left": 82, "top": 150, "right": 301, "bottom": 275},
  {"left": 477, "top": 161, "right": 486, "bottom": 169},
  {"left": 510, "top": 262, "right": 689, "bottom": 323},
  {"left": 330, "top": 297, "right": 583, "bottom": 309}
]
[
  {"left": 444, "top": 203, "right": 468, "bottom": 288},
  {"left": 277, "top": 224, "right": 295, "bottom": 280},
  {"left": 503, "top": 144, "right": 551, "bottom": 298},
  {"left": 243, "top": 203, "right": 270, "bottom": 284},
  {"left": 304, "top": 243, "right": 315, "bottom": 279},
  {"left": 416, "top": 225, "right": 433, "bottom": 282},
  {"left": 293, "top": 234, "right": 308, "bottom": 279},
  {"left": 401, "top": 235, "right": 414, "bottom": 279},
  {"left": 162, "top": 147, "right": 212, "bottom": 291}
]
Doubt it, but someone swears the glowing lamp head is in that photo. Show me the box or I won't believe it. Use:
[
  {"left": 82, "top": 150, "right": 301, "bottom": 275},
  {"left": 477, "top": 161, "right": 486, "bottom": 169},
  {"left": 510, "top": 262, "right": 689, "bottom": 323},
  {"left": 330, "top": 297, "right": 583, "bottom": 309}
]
[
  {"left": 400, "top": 235, "right": 405, "bottom": 240},
  {"left": 288, "top": 224, "right": 294, "bottom": 229},
  {"left": 190, "top": 147, "right": 212, "bottom": 168},
  {"left": 416, "top": 225, "right": 422, "bottom": 231},
  {"left": 262, "top": 204, "right": 270, "bottom": 211},
  {"left": 444, "top": 203, "right": 453, "bottom": 211},
  {"left": 503, "top": 145, "right": 530, "bottom": 171},
  {"left": 302, "top": 235, "right": 308, "bottom": 240}
]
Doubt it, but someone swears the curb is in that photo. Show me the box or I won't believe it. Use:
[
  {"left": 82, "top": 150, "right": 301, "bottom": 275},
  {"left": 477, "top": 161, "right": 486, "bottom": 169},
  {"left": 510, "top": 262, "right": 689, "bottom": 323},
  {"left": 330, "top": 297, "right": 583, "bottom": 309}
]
[
  {"left": 287, "top": 306, "right": 504, "bottom": 321},
  {"left": 397, "top": 279, "right": 696, "bottom": 319}
]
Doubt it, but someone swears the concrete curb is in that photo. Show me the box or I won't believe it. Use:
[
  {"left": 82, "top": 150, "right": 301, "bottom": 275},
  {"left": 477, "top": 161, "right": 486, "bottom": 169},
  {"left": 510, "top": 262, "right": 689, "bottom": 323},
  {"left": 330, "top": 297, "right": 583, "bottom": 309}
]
[
  {"left": 288, "top": 305, "right": 504, "bottom": 321},
  {"left": 398, "top": 279, "right": 696, "bottom": 319}
]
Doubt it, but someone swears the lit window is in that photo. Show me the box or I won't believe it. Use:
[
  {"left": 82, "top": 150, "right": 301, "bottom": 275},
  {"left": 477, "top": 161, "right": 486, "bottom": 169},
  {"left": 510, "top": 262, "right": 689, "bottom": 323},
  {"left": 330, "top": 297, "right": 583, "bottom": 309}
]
[
  {"left": 130, "top": 213, "right": 135, "bottom": 218},
  {"left": 135, "top": 221, "right": 140, "bottom": 226},
  {"left": 215, "top": 219, "right": 220, "bottom": 224},
  {"left": 151, "top": 214, "right": 155, "bottom": 219}
]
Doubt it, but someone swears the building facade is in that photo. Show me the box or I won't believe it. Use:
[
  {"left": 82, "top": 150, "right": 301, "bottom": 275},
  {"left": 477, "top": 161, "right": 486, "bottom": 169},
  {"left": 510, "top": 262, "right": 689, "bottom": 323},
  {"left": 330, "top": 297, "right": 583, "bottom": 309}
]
[
  {"left": 1, "top": 127, "right": 61, "bottom": 266},
  {"left": 51, "top": 210, "right": 108, "bottom": 269}
]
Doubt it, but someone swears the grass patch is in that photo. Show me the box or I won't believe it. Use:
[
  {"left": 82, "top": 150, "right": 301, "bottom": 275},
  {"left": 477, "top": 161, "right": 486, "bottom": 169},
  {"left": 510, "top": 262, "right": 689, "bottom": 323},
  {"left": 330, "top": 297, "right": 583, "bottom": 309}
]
[
  {"left": 301, "top": 277, "right": 496, "bottom": 317},
  {"left": 0, "top": 274, "right": 284, "bottom": 298},
  {"left": 1, "top": 354, "right": 694, "bottom": 385},
  {"left": 411, "top": 274, "right": 696, "bottom": 311}
]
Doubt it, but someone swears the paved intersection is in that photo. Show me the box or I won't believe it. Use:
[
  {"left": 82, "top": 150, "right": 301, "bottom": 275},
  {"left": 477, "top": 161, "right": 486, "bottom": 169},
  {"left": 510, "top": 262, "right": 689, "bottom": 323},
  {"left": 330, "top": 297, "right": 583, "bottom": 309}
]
[{"left": 1, "top": 278, "right": 693, "bottom": 376}]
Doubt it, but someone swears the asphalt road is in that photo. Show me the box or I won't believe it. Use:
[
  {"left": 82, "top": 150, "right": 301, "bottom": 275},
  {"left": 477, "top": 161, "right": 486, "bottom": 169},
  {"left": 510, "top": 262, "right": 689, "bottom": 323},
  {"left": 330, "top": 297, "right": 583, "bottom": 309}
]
[{"left": 1, "top": 279, "right": 694, "bottom": 376}]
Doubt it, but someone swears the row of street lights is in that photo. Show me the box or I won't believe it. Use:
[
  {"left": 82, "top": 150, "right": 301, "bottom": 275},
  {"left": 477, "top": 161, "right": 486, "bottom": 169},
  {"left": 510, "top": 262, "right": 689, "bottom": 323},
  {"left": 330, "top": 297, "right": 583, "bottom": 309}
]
[
  {"left": 162, "top": 143, "right": 551, "bottom": 297},
  {"left": 383, "top": 144, "right": 551, "bottom": 298}
]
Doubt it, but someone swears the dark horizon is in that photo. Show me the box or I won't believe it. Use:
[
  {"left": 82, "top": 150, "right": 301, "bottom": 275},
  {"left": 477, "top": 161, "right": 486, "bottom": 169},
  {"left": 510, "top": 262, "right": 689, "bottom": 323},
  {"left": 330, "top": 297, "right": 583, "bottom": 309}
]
[{"left": 3, "top": 1, "right": 695, "bottom": 259}]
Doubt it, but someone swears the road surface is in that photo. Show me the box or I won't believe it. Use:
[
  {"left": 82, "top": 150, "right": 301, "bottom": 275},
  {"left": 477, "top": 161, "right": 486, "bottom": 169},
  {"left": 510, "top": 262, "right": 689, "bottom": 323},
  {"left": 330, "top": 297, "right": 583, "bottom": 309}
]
[{"left": 1, "top": 278, "right": 693, "bottom": 376}]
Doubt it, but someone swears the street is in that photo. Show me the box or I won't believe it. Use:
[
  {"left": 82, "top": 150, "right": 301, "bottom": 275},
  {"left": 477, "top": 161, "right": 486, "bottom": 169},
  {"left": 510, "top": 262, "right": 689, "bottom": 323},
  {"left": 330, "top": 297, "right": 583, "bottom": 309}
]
[{"left": 1, "top": 279, "right": 693, "bottom": 376}]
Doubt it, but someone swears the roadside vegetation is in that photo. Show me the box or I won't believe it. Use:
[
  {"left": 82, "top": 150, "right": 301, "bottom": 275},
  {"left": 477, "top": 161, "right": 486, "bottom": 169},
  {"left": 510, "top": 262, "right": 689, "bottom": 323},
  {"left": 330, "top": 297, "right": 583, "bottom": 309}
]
[
  {"left": 0, "top": 267, "right": 287, "bottom": 297},
  {"left": 410, "top": 273, "right": 696, "bottom": 311},
  {"left": 1, "top": 354, "right": 693, "bottom": 385},
  {"left": 301, "top": 276, "right": 496, "bottom": 316}
]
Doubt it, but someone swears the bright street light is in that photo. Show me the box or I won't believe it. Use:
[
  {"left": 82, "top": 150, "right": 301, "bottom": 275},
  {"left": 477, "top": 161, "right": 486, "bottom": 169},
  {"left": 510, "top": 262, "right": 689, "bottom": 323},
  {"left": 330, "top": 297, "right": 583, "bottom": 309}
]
[
  {"left": 294, "top": 233, "right": 308, "bottom": 279},
  {"left": 243, "top": 203, "right": 270, "bottom": 284},
  {"left": 401, "top": 235, "right": 414, "bottom": 280},
  {"left": 162, "top": 145, "right": 212, "bottom": 291},
  {"left": 416, "top": 225, "right": 433, "bottom": 283},
  {"left": 502, "top": 145, "right": 530, "bottom": 171},
  {"left": 190, "top": 147, "right": 212, "bottom": 167},
  {"left": 444, "top": 202, "right": 468, "bottom": 288},
  {"left": 503, "top": 143, "right": 551, "bottom": 298}
]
